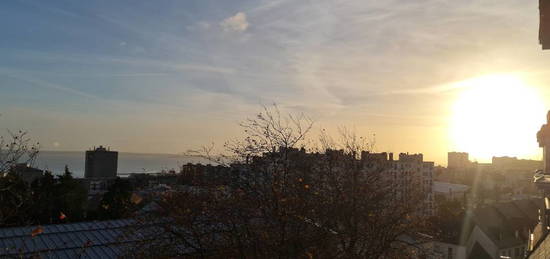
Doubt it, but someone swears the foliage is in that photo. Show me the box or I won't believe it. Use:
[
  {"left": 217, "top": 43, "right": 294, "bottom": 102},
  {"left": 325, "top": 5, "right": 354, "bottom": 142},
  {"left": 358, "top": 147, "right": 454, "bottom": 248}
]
[
  {"left": 28, "top": 166, "right": 87, "bottom": 225},
  {"left": 429, "top": 198, "right": 465, "bottom": 244},
  {"left": 97, "top": 177, "right": 135, "bottom": 220},
  {"left": 0, "top": 166, "right": 87, "bottom": 227},
  {"left": 30, "top": 171, "right": 57, "bottom": 224},
  {"left": 0, "top": 173, "right": 32, "bottom": 226},
  {"left": 55, "top": 166, "right": 87, "bottom": 221}
]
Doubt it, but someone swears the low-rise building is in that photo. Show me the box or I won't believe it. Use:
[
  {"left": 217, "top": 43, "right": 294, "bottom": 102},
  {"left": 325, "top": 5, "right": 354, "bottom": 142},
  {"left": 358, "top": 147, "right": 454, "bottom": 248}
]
[
  {"left": 434, "top": 181, "right": 469, "bottom": 202},
  {"left": 10, "top": 163, "right": 45, "bottom": 184},
  {"left": 432, "top": 241, "right": 467, "bottom": 259}
]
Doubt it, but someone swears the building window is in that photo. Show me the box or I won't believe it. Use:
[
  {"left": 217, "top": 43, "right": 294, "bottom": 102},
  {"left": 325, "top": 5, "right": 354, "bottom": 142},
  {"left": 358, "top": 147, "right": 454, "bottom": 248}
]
[
  {"left": 515, "top": 247, "right": 520, "bottom": 256},
  {"left": 448, "top": 247, "right": 453, "bottom": 259}
]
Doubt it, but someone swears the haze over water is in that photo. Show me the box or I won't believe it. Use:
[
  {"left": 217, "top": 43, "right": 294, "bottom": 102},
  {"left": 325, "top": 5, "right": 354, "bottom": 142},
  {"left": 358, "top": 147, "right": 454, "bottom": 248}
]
[{"left": 33, "top": 151, "right": 206, "bottom": 178}]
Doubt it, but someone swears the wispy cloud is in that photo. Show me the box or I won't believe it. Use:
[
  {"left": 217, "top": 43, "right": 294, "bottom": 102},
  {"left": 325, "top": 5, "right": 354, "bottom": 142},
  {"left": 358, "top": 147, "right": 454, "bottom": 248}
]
[
  {"left": 249, "top": 0, "right": 292, "bottom": 14},
  {"left": 375, "top": 83, "right": 468, "bottom": 96},
  {"left": 0, "top": 71, "right": 99, "bottom": 100},
  {"left": 0, "top": 0, "right": 547, "bottom": 163},
  {"left": 186, "top": 21, "right": 211, "bottom": 32},
  {"left": 220, "top": 12, "right": 249, "bottom": 32},
  {"left": 102, "top": 57, "right": 237, "bottom": 74}
]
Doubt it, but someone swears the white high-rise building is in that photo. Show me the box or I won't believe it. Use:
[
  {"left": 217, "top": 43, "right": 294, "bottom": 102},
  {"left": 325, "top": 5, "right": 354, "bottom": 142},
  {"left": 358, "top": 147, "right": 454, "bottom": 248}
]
[{"left": 361, "top": 152, "right": 435, "bottom": 217}]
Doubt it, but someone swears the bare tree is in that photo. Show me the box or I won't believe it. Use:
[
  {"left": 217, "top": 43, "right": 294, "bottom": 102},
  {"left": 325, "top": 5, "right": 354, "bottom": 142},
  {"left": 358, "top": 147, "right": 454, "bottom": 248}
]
[
  {"left": 224, "top": 104, "right": 313, "bottom": 160},
  {"left": 132, "top": 105, "right": 430, "bottom": 258},
  {"left": 0, "top": 130, "right": 39, "bottom": 174},
  {"left": 0, "top": 129, "right": 39, "bottom": 226}
]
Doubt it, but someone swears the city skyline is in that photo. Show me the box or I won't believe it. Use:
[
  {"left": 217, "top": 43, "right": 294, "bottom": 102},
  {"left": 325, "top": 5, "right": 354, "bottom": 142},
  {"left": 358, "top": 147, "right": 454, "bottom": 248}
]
[{"left": 3, "top": 0, "right": 550, "bottom": 165}]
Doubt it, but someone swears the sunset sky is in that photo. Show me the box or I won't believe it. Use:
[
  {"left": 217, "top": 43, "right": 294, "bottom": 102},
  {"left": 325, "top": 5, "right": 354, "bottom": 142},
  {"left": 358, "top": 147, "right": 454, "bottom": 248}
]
[{"left": 2, "top": 0, "right": 550, "bottom": 165}]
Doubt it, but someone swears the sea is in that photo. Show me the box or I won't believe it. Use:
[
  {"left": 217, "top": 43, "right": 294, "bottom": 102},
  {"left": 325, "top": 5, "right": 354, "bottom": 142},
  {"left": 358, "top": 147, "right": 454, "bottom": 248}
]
[{"left": 31, "top": 151, "right": 209, "bottom": 178}]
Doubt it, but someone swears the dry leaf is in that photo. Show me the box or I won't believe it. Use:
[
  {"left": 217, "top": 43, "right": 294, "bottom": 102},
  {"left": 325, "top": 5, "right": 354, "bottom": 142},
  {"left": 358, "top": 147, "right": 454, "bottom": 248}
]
[
  {"left": 31, "top": 226, "right": 43, "bottom": 237},
  {"left": 131, "top": 193, "right": 143, "bottom": 204}
]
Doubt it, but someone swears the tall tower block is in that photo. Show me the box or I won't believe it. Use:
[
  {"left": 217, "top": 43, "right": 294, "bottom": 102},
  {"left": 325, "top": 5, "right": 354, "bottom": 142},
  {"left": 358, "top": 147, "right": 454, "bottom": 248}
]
[{"left": 85, "top": 146, "right": 118, "bottom": 178}]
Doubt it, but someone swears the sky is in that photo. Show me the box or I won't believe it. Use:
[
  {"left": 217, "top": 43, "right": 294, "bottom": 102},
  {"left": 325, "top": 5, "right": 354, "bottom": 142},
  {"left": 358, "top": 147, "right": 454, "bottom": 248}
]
[{"left": 1, "top": 0, "right": 550, "bottom": 165}]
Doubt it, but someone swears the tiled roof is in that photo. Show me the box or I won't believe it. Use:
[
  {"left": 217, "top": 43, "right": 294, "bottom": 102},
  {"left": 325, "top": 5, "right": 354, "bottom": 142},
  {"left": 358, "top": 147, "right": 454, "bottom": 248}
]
[{"left": 0, "top": 219, "right": 153, "bottom": 258}]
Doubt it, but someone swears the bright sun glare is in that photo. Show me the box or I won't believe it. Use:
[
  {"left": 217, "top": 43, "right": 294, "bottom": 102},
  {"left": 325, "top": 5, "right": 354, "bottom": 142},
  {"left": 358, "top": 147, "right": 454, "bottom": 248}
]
[{"left": 450, "top": 74, "right": 546, "bottom": 162}]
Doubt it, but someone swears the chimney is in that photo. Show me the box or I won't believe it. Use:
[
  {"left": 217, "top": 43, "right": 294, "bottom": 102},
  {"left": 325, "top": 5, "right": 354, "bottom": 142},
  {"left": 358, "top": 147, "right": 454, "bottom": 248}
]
[{"left": 389, "top": 153, "right": 394, "bottom": 161}]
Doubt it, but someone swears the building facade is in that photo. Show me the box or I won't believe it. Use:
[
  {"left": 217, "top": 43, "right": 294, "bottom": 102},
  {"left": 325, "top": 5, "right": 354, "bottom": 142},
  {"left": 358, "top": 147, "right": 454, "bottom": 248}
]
[
  {"left": 432, "top": 241, "right": 467, "bottom": 259},
  {"left": 448, "top": 152, "right": 470, "bottom": 170},
  {"left": 362, "top": 152, "right": 435, "bottom": 217},
  {"left": 85, "top": 146, "right": 118, "bottom": 179}
]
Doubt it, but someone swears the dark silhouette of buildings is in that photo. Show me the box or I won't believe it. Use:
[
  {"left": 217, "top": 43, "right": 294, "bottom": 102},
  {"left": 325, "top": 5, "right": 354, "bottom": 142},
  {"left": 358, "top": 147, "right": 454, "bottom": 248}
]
[
  {"left": 10, "top": 163, "right": 45, "bottom": 184},
  {"left": 448, "top": 152, "right": 470, "bottom": 170},
  {"left": 541, "top": 0, "right": 550, "bottom": 49},
  {"left": 81, "top": 146, "right": 119, "bottom": 209},
  {"left": 526, "top": 111, "right": 550, "bottom": 258},
  {"left": 85, "top": 146, "right": 118, "bottom": 179},
  {"left": 492, "top": 156, "right": 542, "bottom": 172}
]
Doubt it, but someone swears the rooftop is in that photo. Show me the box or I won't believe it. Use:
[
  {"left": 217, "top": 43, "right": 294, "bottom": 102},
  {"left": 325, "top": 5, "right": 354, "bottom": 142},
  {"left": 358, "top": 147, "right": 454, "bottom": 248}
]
[
  {"left": 433, "top": 181, "right": 470, "bottom": 193},
  {"left": 0, "top": 219, "right": 176, "bottom": 258}
]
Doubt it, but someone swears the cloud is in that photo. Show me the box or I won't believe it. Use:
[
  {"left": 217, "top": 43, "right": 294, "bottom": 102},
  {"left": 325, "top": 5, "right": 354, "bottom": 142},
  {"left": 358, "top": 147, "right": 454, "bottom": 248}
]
[
  {"left": 220, "top": 12, "right": 249, "bottom": 32},
  {"left": 101, "top": 57, "right": 236, "bottom": 74},
  {"left": 0, "top": 70, "right": 99, "bottom": 100},
  {"left": 250, "top": 0, "right": 292, "bottom": 13},
  {"left": 186, "top": 21, "right": 211, "bottom": 31}
]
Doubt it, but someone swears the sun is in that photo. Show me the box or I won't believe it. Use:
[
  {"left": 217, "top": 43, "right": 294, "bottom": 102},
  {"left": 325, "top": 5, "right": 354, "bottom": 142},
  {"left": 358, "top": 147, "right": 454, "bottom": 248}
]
[{"left": 450, "top": 74, "right": 546, "bottom": 162}]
